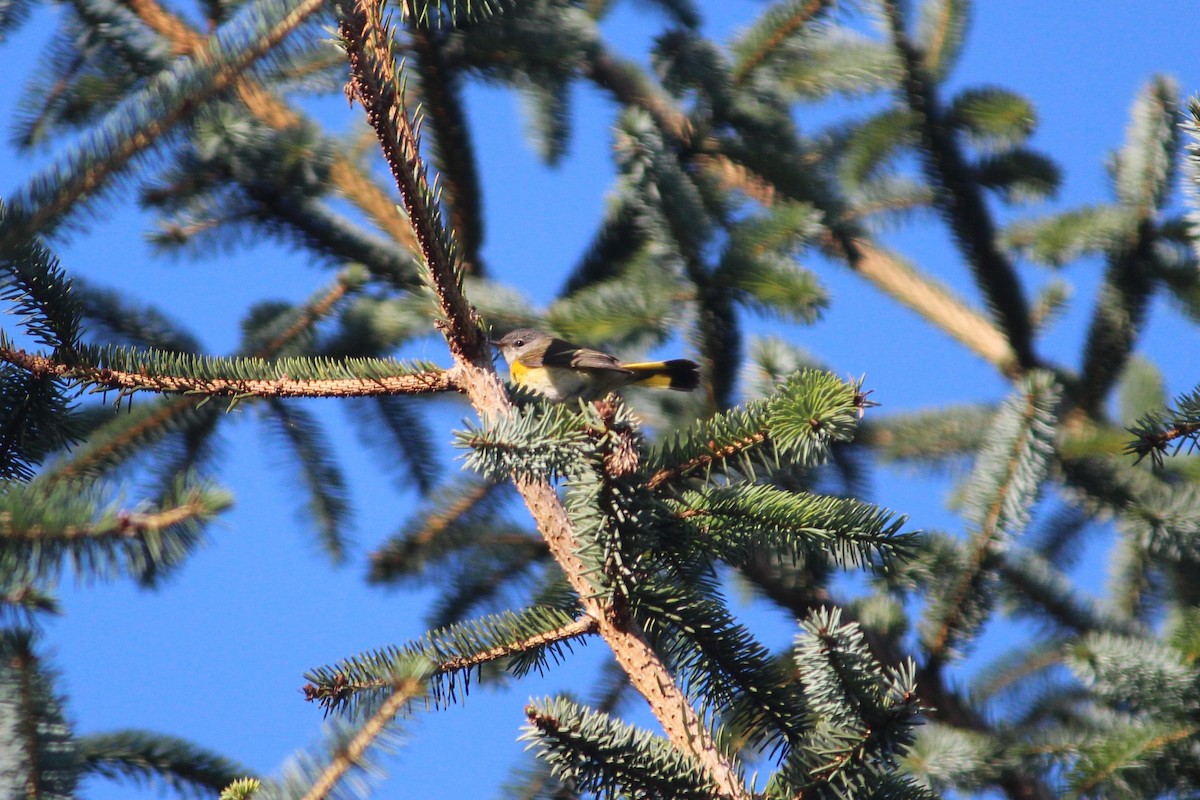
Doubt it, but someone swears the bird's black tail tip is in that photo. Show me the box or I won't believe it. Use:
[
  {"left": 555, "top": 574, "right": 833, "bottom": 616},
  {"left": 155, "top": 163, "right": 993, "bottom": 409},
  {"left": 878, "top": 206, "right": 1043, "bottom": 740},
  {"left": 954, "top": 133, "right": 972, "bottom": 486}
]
[{"left": 663, "top": 359, "right": 701, "bottom": 392}]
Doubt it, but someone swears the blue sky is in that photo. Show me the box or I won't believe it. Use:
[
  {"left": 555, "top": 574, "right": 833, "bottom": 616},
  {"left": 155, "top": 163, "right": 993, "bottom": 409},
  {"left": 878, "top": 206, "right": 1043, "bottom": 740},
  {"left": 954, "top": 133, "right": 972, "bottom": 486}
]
[{"left": 2, "top": 1, "right": 1200, "bottom": 798}]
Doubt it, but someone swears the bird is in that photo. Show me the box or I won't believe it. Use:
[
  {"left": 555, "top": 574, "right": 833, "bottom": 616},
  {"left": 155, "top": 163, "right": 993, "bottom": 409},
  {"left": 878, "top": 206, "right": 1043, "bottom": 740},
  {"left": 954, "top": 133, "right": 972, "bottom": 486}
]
[{"left": 492, "top": 328, "right": 701, "bottom": 402}]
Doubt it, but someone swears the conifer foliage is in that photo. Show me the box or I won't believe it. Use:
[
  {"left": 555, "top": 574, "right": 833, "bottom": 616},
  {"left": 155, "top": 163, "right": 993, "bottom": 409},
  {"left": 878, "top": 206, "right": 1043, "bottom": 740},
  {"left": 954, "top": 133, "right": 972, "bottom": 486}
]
[{"left": 1, "top": 0, "right": 1200, "bottom": 798}]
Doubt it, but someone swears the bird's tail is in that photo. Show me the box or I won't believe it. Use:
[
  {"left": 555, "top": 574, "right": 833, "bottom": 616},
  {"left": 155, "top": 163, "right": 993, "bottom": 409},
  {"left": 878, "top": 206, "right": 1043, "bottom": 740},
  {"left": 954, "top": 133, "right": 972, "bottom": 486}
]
[{"left": 623, "top": 359, "right": 701, "bottom": 392}]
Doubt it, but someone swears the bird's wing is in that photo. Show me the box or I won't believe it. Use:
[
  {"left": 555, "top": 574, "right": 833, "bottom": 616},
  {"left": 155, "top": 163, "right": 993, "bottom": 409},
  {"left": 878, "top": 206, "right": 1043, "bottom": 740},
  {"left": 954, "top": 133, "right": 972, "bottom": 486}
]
[{"left": 540, "top": 338, "right": 630, "bottom": 373}]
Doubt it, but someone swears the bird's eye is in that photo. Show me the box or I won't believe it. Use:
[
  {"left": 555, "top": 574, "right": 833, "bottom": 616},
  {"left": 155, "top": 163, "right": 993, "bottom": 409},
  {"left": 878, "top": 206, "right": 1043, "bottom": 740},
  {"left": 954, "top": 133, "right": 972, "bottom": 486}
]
[{"left": 514, "top": 339, "right": 525, "bottom": 347}]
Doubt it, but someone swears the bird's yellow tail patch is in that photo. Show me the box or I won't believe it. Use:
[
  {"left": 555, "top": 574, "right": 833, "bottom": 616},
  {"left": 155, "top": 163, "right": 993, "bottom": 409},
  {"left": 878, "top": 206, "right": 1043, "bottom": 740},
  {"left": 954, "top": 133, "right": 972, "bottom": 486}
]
[{"left": 624, "top": 360, "right": 701, "bottom": 392}]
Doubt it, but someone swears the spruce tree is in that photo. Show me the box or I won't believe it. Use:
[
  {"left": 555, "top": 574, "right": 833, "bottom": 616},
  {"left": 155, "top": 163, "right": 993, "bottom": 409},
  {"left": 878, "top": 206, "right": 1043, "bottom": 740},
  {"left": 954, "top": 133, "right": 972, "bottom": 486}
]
[{"left": 1, "top": 1, "right": 1199, "bottom": 799}]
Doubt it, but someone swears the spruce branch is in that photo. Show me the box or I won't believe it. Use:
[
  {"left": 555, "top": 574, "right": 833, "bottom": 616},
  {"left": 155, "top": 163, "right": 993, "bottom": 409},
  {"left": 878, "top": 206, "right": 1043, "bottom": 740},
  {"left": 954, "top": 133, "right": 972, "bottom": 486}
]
[
  {"left": 860, "top": 403, "right": 993, "bottom": 467},
  {"left": 1186, "top": 96, "right": 1200, "bottom": 265},
  {"left": 922, "top": 372, "right": 1059, "bottom": 669},
  {"left": 37, "top": 396, "right": 206, "bottom": 485},
  {"left": 0, "top": 583, "right": 60, "bottom": 622},
  {"left": 880, "top": 0, "right": 1036, "bottom": 371},
  {"left": 263, "top": 399, "right": 353, "bottom": 562},
  {"left": 297, "top": 672, "right": 427, "bottom": 800},
  {"left": 338, "top": 0, "right": 490, "bottom": 370},
  {"left": 613, "top": 106, "right": 737, "bottom": 406},
  {"left": 123, "top": 0, "right": 200, "bottom": 51},
  {"left": 915, "top": 0, "right": 968, "bottom": 79},
  {"left": 433, "top": 614, "right": 596, "bottom": 674},
  {"left": 647, "top": 431, "right": 760, "bottom": 492},
  {"left": 0, "top": 0, "right": 35, "bottom": 39},
  {"left": 0, "top": 366, "right": 75, "bottom": 482},
  {"left": 1125, "top": 385, "right": 1200, "bottom": 465},
  {"left": 943, "top": 88, "right": 1037, "bottom": 151},
  {"left": 1002, "top": 205, "right": 1130, "bottom": 267},
  {"left": 304, "top": 610, "right": 597, "bottom": 715},
  {"left": 0, "top": 212, "right": 80, "bottom": 472},
  {"left": 347, "top": 394, "right": 440, "bottom": 494},
  {"left": 339, "top": 3, "right": 749, "bottom": 795},
  {"left": 974, "top": 148, "right": 1060, "bottom": 204},
  {"left": 77, "top": 730, "right": 249, "bottom": 798},
  {"left": 901, "top": 722, "right": 997, "bottom": 795},
  {"left": 369, "top": 513, "right": 551, "bottom": 628},
  {"left": 845, "top": 177, "right": 935, "bottom": 222},
  {"left": 756, "top": 24, "right": 901, "bottom": 100},
  {"left": 547, "top": 271, "right": 683, "bottom": 347},
  {"left": 633, "top": 582, "right": 808, "bottom": 756},
  {"left": 120, "top": 0, "right": 421, "bottom": 252},
  {"left": 700, "top": 151, "right": 1017, "bottom": 372},
  {"left": 716, "top": 204, "right": 827, "bottom": 324},
  {"left": 0, "top": 205, "right": 82, "bottom": 355},
  {"left": 730, "top": 0, "right": 832, "bottom": 86},
  {"left": 2, "top": 491, "right": 217, "bottom": 542},
  {"left": 647, "top": 369, "right": 866, "bottom": 489},
  {"left": 1073, "top": 218, "right": 1159, "bottom": 417},
  {"left": 673, "top": 484, "right": 911, "bottom": 570},
  {"left": 456, "top": 402, "right": 597, "bottom": 483},
  {"left": 584, "top": 35, "right": 1019, "bottom": 378},
  {"left": 1068, "top": 632, "right": 1196, "bottom": 715},
  {"left": 72, "top": 278, "right": 203, "bottom": 355},
  {"left": 835, "top": 107, "right": 922, "bottom": 190},
  {"left": 250, "top": 270, "right": 367, "bottom": 360},
  {"left": 997, "top": 547, "right": 1143, "bottom": 637},
  {"left": 581, "top": 47, "right": 693, "bottom": 142},
  {"left": 522, "top": 697, "right": 725, "bottom": 800},
  {"left": 1066, "top": 724, "right": 1197, "bottom": 800},
  {"left": 255, "top": 268, "right": 363, "bottom": 357},
  {"left": 219, "top": 778, "right": 262, "bottom": 800},
  {"left": 699, "top": 153, "right": 1018, "bottom": 373},
  {"left": 143, "top": 130, "right": 423, "bottom": 285},
  {"left": 0, "top": 477, "right": 231, "bottom": 584},
  {"left": 3, "top": 0, "right": 332, "bottom": 243},
  {"left": 562, "top": 199, "right": 648, "bottom": 293},
  {"left": 1075, "top": 77, "right": 1178, "bottom": 416},
  {"left": 775, "top": 608, "right": 927, "bottom": 798},
  {"left": 424, "top": 536, "right": 551, "bottom": 631},
  {"left": 1, "top": 631, "right": 80, "bottom": 800},
  {"left": 366, "top": 478, "right": 502, "bottom": 581},
  {"left": 0, "top": 345, "right": 456, "bottom": 401},
  {"left": 33, "top": 269, "right": 371, "bottom": 486},
  {"left": 842, "top": 239, "right": 1019, "bottom": 372},
  {"left": 406, "top": 24, "right": 485, "bottom": 274}
]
